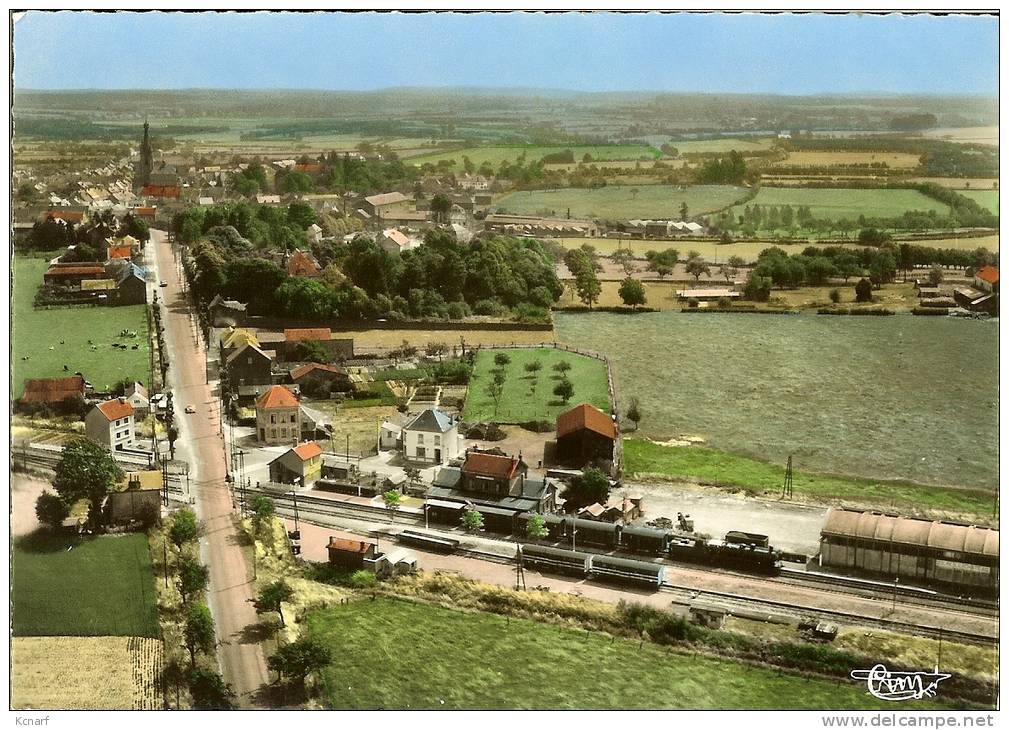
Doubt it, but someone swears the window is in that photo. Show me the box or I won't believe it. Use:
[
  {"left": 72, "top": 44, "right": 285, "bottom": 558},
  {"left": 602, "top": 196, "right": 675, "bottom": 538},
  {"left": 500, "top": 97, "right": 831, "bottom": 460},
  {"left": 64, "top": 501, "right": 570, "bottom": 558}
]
[
  {"left": 417, "top": 434, "right": 425, "bottom": 444},
  {"left": 270, "top": 414, "right": 276, "bottom": 424},
  {"left": 270, "top": 428, "right": 277, "bottom": 438},
  {"left": 281, "top": 427, "right": 288, "bottom": 438},
  {"left": 434, "top": 435, "right": 441, "bottom": 446},
  {"left": 417, "top": 447, "right": 426, "bottom": 459}
]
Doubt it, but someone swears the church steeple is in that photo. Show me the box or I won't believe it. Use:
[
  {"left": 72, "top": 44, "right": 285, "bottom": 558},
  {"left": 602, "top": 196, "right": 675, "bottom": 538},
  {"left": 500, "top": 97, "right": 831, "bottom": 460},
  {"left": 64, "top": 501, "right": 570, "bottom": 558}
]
[{"left": 135, "top": 117, "right": 154, "bottom": 190}]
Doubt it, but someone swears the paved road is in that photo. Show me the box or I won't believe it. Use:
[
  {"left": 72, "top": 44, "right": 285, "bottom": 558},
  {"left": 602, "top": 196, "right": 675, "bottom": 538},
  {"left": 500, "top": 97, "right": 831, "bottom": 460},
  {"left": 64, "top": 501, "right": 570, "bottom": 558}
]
[{"left": 151, "top": 229, "right": 269, "bottom": 706}]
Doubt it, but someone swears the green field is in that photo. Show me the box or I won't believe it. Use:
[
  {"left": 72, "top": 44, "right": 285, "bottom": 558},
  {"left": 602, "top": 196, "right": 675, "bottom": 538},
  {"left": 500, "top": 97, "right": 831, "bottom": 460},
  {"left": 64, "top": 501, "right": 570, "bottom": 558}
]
[
  {"left": 12, "top": 532, "right": 159, "bottom": 637},
  {"left": 727, "top": 186, "right": 945, "bottom": 222},
  {"left": 957, "top": 189, "right": 999, "bottom": 214},
  {"left": 306, "top": 597, "right": 919, "bottom": 710},
  {"left": 556, "top": 312, "right": 998, "bottom": 491},
  {"left": 494, "top": 184, "right": 748, "bottom": 220},
  {"left": 624, "top": 440, "right": 995, "bottom": 520},
  {"left": 13, "top": 257, "right": 151, "bottom": 394},
  {"left": 406, "top": 144, "right": 660, "bottom": 169},
  {"left": 463, "top": 347, "right": 610, "bottom": 424}
]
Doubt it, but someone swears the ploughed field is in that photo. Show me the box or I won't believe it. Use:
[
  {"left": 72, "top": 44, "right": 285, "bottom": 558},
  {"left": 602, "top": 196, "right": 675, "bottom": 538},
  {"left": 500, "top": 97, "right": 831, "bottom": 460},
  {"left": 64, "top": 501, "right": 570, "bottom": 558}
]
[
  {"left": 306, "top": 597, "right": 933, "bottom": 710},
  {"left": 555, "top": 312, "right": 998, "bottom": 491},
  {"left": 494, "top": 184, "right": 749, "bottom": 220}
]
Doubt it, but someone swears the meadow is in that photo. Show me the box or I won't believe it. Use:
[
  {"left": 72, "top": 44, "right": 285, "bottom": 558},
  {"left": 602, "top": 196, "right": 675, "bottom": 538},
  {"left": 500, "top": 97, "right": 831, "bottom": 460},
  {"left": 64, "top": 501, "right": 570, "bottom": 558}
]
[
  {"left": 555, "top": 311, "right": 998, "bottom": 491},
  {"left": 494, "top": 184, "right": 748, "bottom": 219},
  {"left": 773, "top": 151, "right": 922, "bottom": 168},
  {"left": 958, "top": 190, "right": 999, "bottom": 215},
  {"left": 12, "top": 532, "right": 160, "bottom": 637},
  {"left": 726, "top": 186, "right": 944, "bottom": 221},
  {"left": 13, "top": 257, "right": 151, "bottom": 394},
  {"left": 671, "top": 137, "right": 776, "bottom": 153},
  {"left": 11, "top": 636, "right": 164, "bottom": 710},
  {"left": 405, "top": 144, "right": 660, "bottom": 169},
  {"left": 306, "top": 597, "right": 922, "bottom": 710},
  {"left": 463, "top": 347, "right": 610, "bottom": 424}
]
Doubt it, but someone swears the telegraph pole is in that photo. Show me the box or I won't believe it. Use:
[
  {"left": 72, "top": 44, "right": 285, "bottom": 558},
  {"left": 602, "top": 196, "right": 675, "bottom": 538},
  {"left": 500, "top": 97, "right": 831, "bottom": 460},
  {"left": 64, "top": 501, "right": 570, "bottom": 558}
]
[{"left": 783, "top": 455, "right": 793, "bottom": 499}]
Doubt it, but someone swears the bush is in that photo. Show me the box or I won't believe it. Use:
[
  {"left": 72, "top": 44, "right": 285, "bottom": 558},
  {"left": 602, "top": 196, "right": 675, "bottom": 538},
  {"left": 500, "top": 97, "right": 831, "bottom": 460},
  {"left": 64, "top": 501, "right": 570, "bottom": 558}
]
[
  {"left": 431, "top": 360, "right": 472, "bottom": 384},
  {"left": 743, "top": 274, "right": 772, "bottom": 302},
  {"left": 829, "top": 288, "right": 841, "bottom": 304},
  {"left": 716, "top": 297, "right": 732, "bottom": 309},
  {"left": 349, "top": 570, "right": 378, "bottom": 589},
  {"left": 473, "top": 299, "right": 509, "bottom": 317}
]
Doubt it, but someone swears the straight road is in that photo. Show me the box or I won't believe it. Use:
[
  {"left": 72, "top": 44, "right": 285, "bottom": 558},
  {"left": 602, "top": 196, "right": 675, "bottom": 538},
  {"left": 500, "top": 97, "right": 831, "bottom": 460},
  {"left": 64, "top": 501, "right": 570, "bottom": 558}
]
[{"left": 150, "top": 229, "right": 269, "bottom": 706}]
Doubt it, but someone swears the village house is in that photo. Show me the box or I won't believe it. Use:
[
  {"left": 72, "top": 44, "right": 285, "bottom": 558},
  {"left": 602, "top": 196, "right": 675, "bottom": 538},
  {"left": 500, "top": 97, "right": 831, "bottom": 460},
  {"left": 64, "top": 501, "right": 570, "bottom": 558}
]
[
  {"left": 974, "top": 266, "right": 1000, "bottom": 293},
  {"left": 555, "top": 403, "right": 617, "bottom": 469},
  {"left": 401, "top": 408, "right": 463, "bottom": 465},
  {"left": 115, "top": 263, "right": 148, "bottom": 305},
  {"left": 225, "top": 343, "right": 275, "bottom": 395},
  {"left": 268, "top": 441, "right": 323, "bottom": 486},
  {"left": 376, "top": 228, "right": 417, "bottom": 256},
  {"left": 209, "top": 295, "right": 248, "bottom": 327},
  {"left": 326, "top": 535, "right": 418, "bottom": 577},
  {"left": 307, "top": 223, "right": 324, "bottom": 244},
  {"left": 123, "top": 381, "right": 150, "bottom": 416},
  {"left": 85, "top": 397, "right": 136, "bottom": 451},
  {"left": 288, "top": 362, "right": 352, "bottom": 394},
  {"left": 286, "top": 248, "right": 322, "bottom": 278},
  {"left": 362, "top": 191, "right": 412, "bottom": 220},
  {"left": 219, "top": 327, "right": 260, "bottom": 357},
  {"left": 255, "top": 385, "right": 302, "bottom": 445}
]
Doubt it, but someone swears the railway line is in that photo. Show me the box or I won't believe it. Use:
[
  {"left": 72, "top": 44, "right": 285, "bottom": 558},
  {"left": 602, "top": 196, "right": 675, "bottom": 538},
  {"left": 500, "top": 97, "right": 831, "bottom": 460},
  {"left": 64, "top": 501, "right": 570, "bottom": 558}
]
[{"left": 246, "top": 486, "right": 998, "bottom": 645}]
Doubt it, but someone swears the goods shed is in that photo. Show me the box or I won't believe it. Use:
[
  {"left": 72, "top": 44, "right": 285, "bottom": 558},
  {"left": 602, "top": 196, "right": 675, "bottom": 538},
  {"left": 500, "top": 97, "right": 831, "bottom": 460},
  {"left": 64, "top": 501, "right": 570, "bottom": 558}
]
[{"left": 818, "top": 507, "right": 998, "bottom": 593}]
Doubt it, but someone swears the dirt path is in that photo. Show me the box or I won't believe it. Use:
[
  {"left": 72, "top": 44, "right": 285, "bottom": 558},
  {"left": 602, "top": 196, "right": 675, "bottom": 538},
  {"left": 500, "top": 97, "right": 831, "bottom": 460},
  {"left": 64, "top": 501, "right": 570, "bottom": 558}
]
[{"left": 151, "top": 229, "right": 269, "bottom": 706}]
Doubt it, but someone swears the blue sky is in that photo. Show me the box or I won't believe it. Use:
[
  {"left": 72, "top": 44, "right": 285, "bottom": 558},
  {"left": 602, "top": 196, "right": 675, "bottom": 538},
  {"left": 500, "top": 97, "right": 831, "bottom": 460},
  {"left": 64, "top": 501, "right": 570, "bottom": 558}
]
[{"left": 13, "top": 11, "right": 999, "bottom": 95}]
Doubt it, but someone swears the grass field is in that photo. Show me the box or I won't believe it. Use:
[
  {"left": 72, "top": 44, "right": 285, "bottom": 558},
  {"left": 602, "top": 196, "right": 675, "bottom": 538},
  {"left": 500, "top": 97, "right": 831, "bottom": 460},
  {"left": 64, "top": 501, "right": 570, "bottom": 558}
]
[
  {"left": 907, "top": 177, "right": 999, "bottom": 190},
  {"left": 406, "top": 144, "right": 660, "bottom": 169},
  {"left": 623, "top": 440, "right": 995, "bottom": 522},
  {"left": 463, "top": 347, "right": 610, "bottom": 423},
  {"left": 774, "top": 151, "right": 922, "bottom": 168},
  {"left": 12, "top": 532, "right": 160, "bottom": 637},
  {"left": 727, "top": 186, "right": 944, "bottom": 221},
  {"left": 343, "top": 327, "right": 552, "bottom": 353},
  {"left": 12, "top": 636, "right": 164, "bottom": 710},
  {"left": 671, "top": 138, "right": 776, "bottom": 153},
  {"left": 13, "top": 257, "right": 151, "bottom": 394},
  {"left": 494, "top": 184, "right": 748, "bottom": 219},
  {"left": 958, "top": 190, "right": 999, "bottom": 214},
  {"left": 555, "top": 312, "right": 998, "bottom": 491},
  {"left": 306, "top": 597, "right": 922, "bottom": 710}
]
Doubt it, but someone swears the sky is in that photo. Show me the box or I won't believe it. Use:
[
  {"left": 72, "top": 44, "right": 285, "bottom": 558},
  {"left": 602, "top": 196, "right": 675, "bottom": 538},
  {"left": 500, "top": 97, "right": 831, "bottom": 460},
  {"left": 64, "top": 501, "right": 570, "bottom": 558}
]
[{"left": 12, "top": 11, "right": 999, "bottom": 95}]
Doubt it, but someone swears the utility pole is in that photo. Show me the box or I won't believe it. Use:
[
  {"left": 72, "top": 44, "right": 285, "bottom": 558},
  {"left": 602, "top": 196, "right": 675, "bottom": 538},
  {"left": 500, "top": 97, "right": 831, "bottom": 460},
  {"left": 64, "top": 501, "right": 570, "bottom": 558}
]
[
  {"left": 515, "top": 545, "right": 526, "bottom": 591},
  {"left": 783, "top": 454, "right": 793, "bottom": 499},
  {"left": 163, "top": 540, "right": 169, "bottom": 588},
  {"left": 892, "top": 576, "right": 899, "bottom": 615}
]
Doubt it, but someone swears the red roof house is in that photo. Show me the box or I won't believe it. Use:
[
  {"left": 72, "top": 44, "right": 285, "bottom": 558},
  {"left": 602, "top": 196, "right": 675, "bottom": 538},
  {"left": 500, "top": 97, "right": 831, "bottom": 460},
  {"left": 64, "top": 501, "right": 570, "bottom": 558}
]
[
  {"left": 555, "top": 403, "right": 616, "bottom": 468},
  {"left": 20, "top": 375, "right": 86, "bottom": 405}
]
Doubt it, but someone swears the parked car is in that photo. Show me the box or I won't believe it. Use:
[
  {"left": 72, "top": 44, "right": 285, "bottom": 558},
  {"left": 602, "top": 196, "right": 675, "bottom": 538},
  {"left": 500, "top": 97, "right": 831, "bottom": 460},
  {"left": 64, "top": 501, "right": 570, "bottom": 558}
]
[{"left": 184, "top": 404, "right": 196, "bottom": 414}]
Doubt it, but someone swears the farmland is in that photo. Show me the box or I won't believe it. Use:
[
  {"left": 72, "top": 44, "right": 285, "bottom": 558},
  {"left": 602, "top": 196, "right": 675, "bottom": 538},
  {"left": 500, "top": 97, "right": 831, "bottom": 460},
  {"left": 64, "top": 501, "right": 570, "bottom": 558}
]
[
  {"left": 463, "top": 347, "right": 610, "bottom": 424},
  {"left": 773, "top": 150, "right": 922, "bottom": 168},
  {"left": 671, "top": 137, "right": 776, "bottom": 153},
  {"left": 555, "top": 311, "right": 998, "bottom": 490},
  {"left": 405, "top": 144, "right": 660, "bottom": 169},
  {"left": 726, "top": 186, "right": 944, "bottom": 221},
  {"left": 13, "top": 256, "right": 151, "bottom": 394},
  {"left": 12, "top": 636, "right": 164, "bottom": 710},
  {"left": 341, "top": 326, "right": 553, "bottom": 353},
  {"left": 306, "top": 597, "right": 922, "bottom": 710},
  {"left": 958, "top": 190, "right": 999, "bottom": 214},
  {"left": 12, "top": 532, "right": 160, "bottom": 637},
  {"left": 494, "top": 184, "right": 749, "bottom": 219}
]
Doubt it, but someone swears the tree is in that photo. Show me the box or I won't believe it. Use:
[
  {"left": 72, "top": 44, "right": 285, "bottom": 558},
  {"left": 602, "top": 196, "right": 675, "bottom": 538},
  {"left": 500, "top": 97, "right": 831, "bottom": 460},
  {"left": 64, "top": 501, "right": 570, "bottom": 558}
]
[
  {"left": 461, "top": 508, "right": 484, "bottom": 533},
  {"left": 625, "top": 397, "right": 642, "bottom": 431},
  {"left": 574, "top": 267, "right": 601, "bottom": 308},
  {"left": 927, "top": 265, "right": 944, "bottom": 287},
  {"left": 381, "top": 490, "right": 402, "bottom": 522},
  {"left": 486, "top": 377, "right": 505, "bottom": 417},
  {"left": 630, "top": 188, "right": 640, "bottom": 200},
  {"left": 16, "top": 182, "right": 38, "bottom": 204},
  {"left": 684, "top": 256, "right": 710, "bottom": 282},
  {"left": 52, "top": 438, "right": 124, "bottom": 529},
  {"left": 679, "top": 201, "right": 689, "bottom": 220},
  {"left": 493, "top": 352, "right": 511, "bottom": 369},
  {"left": 552, "top": 360, "right": 571, "bottom": 376},
  {"left": 553, "top": 378, "right": 574, "bottom": 404},
  {"left": 403, "top": 466, "right": 422, "bottom": 491},
  {"left": 177, "top": 555, "right": 210, "bottom": 605},
  {"left": 855, "top": 277, "right": 873, "bottom": 303},
  {"left": 618, "top": 277, "right": 646, "bottom": 309},
  {"left": 523, "top": 360, "right": 542, "bottom": 376},
  {"left": 292, "top": 340, "right": 331, "bottom": 363},
  {"left": 267, "top": 636, "right": 332, "bottom": 689},
  {"left": 430, "top": 194, "right": 452, "bottom": 224},
  {"left": 254, "top": 580, "right": 295, "bottom": 627},
  {"left": 170, "top": 508, "right": 201, "bottom": 550},
  {"left": 187, "top": 668, "right": 237, "bottom": 710},
  {"left": 184, "top": 603, "right": 216, "bottom": 668},
  {"left": 829, "top": 288, "right": 842, "bottom": 304},
  {"left": 35, "top": 491, "right": 69, "bottom": 530},
  {"left": 610, "top": 248, "right": 636, "bottom": 276},
  {"left": 743, "top": 274, "right": 772, "bottom": 302},
  {"left": 249, "top": 495, "right": 275, "bottom": 532},
  {"left": 525, "top": 514, "right": 549, "bottom": 540},
  {"left": 564, "top": 467, "right": 610, "bottom": 511}
]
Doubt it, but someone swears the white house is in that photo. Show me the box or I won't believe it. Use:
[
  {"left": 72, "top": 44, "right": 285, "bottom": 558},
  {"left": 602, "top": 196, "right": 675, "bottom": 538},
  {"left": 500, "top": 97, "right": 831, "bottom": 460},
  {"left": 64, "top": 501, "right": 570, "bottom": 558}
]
[
  {"left": 123, "top": 382, "right": 150, "bottom": 416},
  {"left": 307, "top": 223, "right": 324, "bottom": 244},
  {"left": 85, "top": 397, "right": 136, "bottom": 451},
  {"left": 376, "top": 228, "right": 418, "bottom": 256},
  {"left": 401, "top": 408, "right": 463, "bottom": 465}
]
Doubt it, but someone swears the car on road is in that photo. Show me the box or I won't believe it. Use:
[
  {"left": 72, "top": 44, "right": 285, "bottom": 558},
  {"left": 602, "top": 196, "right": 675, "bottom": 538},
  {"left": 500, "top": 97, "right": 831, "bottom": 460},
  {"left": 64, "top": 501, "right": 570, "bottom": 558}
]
[
  {"left": 184, "top": 404, "right": 196, "bottom": 414},
  {"left": 159, "top": 281, "right": 168, "bottom": 287}
]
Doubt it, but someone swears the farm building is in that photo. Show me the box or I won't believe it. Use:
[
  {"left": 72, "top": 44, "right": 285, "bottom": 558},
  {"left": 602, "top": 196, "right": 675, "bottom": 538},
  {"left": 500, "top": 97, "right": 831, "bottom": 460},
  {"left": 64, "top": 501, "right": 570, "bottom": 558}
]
[
  {"left": 289, "top": 362, "right": 352, "bottom": 393},
  {"left": 326, "top": 535, "right": 417, "bottom": 577},
  {"left": 402, "top": 408, "right": 464, "bottom": 466},
  {"left": 362, "top": 191, "right": 413, "bottom": 220},
  {"left": 226, "top": 344, "right": 275, "bottom": 395},
  {"left": 105, "top": 488, "right": 162, "bottom": 525},
  {"left": 43, "top": 262, "right": 107, "bottom": 287},
  {"left": 555, "top": 403, "right": 617, "bottom": 469},
  {"left": 818, "top": 507, "right": 998, "bottom": 593},
  {"left": 20, "top": 375, "right": 87, "bottom": 408},
  {"left": 268, "top": 441, "right": 323, "bottom": 486},
  {"left": 256, "top": 328, "right": 354, "bottom": 362},
  {"left": 114, "top": 264, "right": 147, "bottom": 305},
  {"left": 85, "top": 398, "right": 136, "bottom": 451},
  {"left": 483, "top": 214, "right": 599, "bottom": 238},
  {"left": 974, "top": 266, "right": 999, "bottom": 293},
  {"left": 255, "top": 385, "right": 302, "bottom": 445},
  {"left": 676, "top": 288, "right": 741, "bottom": 302}
]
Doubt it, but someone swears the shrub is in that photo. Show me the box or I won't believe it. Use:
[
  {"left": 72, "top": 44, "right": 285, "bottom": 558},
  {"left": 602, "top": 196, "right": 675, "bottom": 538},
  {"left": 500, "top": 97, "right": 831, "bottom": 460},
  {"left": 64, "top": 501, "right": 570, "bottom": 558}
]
[
  {"left": 349, "top": 570, "right": 377, "bottom": 589},
  {"left": 473, "top": 299, "right": 509, "bottom": 317},
  {"left": 829, "top": 288, "right": 841, "bottom": 304},
  {"left": 716, "top": 296, "right": 732, "bottom": 309}
]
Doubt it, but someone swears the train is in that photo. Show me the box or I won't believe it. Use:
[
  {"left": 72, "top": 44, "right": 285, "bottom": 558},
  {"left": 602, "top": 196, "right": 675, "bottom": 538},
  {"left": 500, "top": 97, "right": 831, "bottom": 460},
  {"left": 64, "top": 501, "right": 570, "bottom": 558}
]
[
  {"left": 519, "top": 544, "right": 667, "bottom": 587},
  {"left": 424, "top": 503, "right": 782, "bottom": 577}
]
